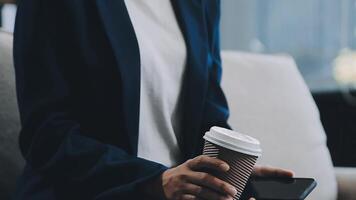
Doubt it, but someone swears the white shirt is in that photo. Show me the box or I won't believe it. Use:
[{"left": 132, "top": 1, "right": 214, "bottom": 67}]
[{"left": 124, "top": 0, "right": 187, "bottom": 167}]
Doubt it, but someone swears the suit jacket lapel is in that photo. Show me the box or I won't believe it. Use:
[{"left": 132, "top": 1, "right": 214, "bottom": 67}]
[
  {"left": 171, "top": 0, "right": 209, "bottom": 159},
  {"left": 95, "top": 0, "right": 209, "bottom": 159},
  {"left": 96, "top": 0, "right": 141, "bottom": 155}
]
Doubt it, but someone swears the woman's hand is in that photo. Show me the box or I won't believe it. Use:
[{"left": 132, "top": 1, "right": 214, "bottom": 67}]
[
  {"left": 162, "top": 163, "right": 289, "bottom": 200},
  {"left": 142, "top": 158, "right": 294, "bottom": 200},
  {"left": 147, "top": 155, "right": 237, "bottom": 200}
]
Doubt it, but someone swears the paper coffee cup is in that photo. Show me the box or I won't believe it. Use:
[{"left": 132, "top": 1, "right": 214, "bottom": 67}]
[{"left": 203, "top": 127, "right": 262, "bottom": 200}]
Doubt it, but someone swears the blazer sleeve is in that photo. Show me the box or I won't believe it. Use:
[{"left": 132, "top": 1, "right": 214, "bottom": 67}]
[
  {"left": 201, "top": 0, "right": 231, "bottom": 131},
  {"left": 13, "top": 1, "right": 167, "bottom": 199}
]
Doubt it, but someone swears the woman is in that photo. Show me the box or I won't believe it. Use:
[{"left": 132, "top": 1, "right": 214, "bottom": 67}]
[{"left": 13, "top": 0, "right": 293, "bottom": 199}]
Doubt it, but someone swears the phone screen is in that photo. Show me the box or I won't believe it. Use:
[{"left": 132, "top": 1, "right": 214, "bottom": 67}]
[{"left": 246, "top": 177, "right": 317, "bottom": 200}]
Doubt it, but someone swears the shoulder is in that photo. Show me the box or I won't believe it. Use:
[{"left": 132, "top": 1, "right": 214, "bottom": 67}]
[
  {"left": 14, "top": 0, "right": 101, "bottom": 58},
  {"left": 15, "top": 0, "right": 100, "bottom": 38},
  {"left": 16, "top": 0, "right": 97, "bottom": 23}
]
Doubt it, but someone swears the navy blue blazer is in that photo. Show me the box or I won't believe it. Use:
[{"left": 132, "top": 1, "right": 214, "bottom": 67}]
[{"left": 13, "top": 0, "right": 230, "bottom": 199}]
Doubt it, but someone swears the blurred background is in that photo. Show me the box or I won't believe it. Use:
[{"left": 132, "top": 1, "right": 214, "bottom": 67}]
[
  {"left": 220, "top": 0, "right": 356, "bottom": 91},
  {"left": 1, "top": 0, "right": 355, "bottom": 167},
  {"left": 219, "top": 0, "right": 356, "bottom": 168}
]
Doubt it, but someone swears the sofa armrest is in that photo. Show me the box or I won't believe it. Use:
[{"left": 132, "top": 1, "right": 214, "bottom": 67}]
[{"left": 335, "top": 167, "right": 356, "bottom": 200}]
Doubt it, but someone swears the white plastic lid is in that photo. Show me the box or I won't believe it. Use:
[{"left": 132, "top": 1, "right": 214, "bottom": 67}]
[{"left": 203, "top": 127, "right": 262, "bottom": 157}]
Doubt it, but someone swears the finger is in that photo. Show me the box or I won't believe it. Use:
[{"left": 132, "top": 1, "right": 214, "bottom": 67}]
[
  {"left": 249, "top": 198, "right": 256, "bottom": 200},
  {"left": 186, "top": 171, "right": 237, "bottom": 197},
  {"left": 187, "top": 155, "right": 230, "bottom": 172},
  {"left": 182, "top": 183, "right": 234, "bottom": 200},
  {"left": 181, "top": 194, "right": 198, "bottom": 200},
  {"left": 253, "top": 166, "right": 294, "bottom": 177}
]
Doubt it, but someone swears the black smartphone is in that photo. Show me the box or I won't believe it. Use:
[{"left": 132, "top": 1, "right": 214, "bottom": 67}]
[{"left": 245, "top": 177, "right": 317, "bottom": 200}]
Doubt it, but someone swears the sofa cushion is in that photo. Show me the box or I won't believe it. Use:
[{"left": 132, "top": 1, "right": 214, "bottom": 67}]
[
  {"left": 221, "top": 51, "right": 337, "bottom": 200},
  {"left": 0, "top": 31, "right": 25, "bottom": 199}
]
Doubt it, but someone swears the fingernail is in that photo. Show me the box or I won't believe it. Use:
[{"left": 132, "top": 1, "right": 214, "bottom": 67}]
[
  {"left": 220, "top": 163, "right": 230, "bottom": 171},
  {"left": 227, "top": 186, "right": 237, "bottom": 196}
]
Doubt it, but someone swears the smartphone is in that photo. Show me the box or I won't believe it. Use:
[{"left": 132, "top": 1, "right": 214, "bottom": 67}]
[{"left": 245, "top": 177, "right": 317, "bottom": 200}]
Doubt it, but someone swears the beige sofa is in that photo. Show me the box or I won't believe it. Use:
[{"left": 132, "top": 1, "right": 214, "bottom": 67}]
[
  {"left": 0, "top": 31, "right": 24, "bottom": 199},
  {"left": 1, "top": 31, "right": 356, "bottom": 199},
  {"left": 221, "top": 51, "right": 356, "bottom": 200}
]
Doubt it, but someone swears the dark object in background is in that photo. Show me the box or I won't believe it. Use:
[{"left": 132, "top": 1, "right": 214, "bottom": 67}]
[{"left": 313, "top": 90, "right": 356, "bottom": 167}]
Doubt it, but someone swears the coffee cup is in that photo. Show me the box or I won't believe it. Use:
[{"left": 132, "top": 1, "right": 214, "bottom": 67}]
[{"left": 203, "top": 127, "right": 262, "bottom": 200}]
